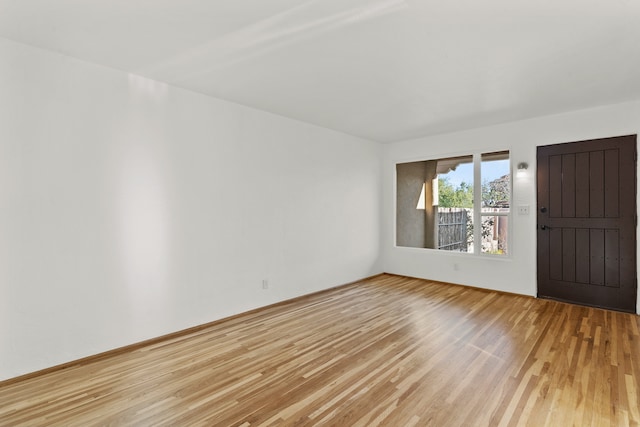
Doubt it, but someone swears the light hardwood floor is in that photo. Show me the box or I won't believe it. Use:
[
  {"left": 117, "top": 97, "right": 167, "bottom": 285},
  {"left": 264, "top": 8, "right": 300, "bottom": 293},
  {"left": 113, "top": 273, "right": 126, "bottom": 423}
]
[{"left": 1, "top": 274, "right": 639, "bottom": 426}]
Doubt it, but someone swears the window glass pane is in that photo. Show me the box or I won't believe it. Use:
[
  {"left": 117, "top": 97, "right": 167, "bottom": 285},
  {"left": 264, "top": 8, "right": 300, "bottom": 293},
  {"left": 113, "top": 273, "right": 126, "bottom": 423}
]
[
  {"left": 436, "top": 156, "right": 473, "bottom": 252},
  {"left": 481, "top": 151, "right": 510, "bottom": 213},
  {"left": 481, "top": 151, "right": 509, "bottom": 255},
  {"left": 481, "top": 215, "right": 508, "bottom": 255},
  {"left": 396, "top": 156, "right": 473, "bottom": 252}
]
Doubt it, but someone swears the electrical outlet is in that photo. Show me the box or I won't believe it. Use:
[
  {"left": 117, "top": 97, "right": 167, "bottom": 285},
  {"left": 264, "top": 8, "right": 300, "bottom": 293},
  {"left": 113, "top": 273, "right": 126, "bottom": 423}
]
[{"left": 262, "top": 279, "right": 269, "bottom": 289}]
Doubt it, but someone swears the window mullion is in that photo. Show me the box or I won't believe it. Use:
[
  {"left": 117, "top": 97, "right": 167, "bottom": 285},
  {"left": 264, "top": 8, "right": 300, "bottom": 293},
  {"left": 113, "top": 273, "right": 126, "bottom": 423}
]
[{"left": 473, "top": 153, "right": 482, "bottom": 254}]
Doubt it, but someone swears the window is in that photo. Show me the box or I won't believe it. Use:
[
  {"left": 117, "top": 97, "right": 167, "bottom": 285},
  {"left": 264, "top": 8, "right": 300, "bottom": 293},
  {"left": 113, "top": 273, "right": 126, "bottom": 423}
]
[
  {"left": 480, "top": 152, "right": 510, "bottom": 254},
  {"left": 396, "top": 151, "right": 510, "bottom": 255}
]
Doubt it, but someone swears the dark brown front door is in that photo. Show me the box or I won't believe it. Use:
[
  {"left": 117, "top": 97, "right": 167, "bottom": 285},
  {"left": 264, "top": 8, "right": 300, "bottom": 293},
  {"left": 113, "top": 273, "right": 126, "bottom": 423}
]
[{"left": 537, "top": 135, "right": 637, "bottom": 312}]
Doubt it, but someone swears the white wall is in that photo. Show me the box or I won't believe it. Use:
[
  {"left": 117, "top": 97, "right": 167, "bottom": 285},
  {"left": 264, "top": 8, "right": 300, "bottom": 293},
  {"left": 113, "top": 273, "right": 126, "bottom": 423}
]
[
  {"left": 383, "top": 100, "right": 640, "bottom": 313},
  {"left": 0, "top": 38, "right": 383, "bottom": 381},
  {"left": 3, "top": 34, "right": 639, "bottom": 383}
]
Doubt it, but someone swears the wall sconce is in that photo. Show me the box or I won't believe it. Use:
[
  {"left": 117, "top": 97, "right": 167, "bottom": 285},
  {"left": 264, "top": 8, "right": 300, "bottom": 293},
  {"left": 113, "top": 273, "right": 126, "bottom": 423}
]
[{"left": 516, "top": 162, "right": 528, "bottom": 177}]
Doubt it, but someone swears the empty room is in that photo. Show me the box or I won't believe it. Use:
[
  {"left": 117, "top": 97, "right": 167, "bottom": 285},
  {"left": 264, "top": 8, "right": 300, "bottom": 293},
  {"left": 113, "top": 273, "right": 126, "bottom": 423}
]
[{"left": 1, "top": 1, "right": 639, "bottom": 426}]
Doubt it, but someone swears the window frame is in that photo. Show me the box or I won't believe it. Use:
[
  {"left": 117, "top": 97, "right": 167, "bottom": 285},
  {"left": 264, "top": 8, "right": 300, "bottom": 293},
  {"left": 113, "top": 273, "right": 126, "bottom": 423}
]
[
  {"left": 476, "top": 152, "right": 511, "bottom": 256},
  {"left": 395, "top": 150, "right": 512, "bottom": 257}
]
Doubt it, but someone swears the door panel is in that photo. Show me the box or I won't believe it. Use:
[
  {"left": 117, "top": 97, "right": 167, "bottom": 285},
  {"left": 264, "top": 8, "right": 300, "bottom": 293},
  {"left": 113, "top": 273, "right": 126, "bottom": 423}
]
[{"left": 537, "top": 135, "right": 637, "bottom": 312}]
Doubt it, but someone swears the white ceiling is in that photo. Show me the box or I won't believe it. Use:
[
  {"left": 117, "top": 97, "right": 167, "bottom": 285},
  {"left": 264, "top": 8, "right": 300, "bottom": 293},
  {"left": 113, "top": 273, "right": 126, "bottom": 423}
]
[{"left": 1, "top": 0, "right": 639, "bottom": 142}]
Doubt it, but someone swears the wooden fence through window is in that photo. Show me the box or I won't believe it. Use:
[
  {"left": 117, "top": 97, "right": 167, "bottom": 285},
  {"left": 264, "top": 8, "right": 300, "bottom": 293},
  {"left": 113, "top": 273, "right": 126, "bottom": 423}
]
[{"left": 437, "top": 208, "right": 468, "bottom": 252}]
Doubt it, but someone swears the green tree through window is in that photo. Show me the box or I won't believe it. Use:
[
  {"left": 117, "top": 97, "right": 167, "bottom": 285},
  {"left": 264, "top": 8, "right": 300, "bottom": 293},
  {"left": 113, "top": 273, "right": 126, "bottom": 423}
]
[{"left": 437, "top": 177, "right": 473, "bottom": 208}]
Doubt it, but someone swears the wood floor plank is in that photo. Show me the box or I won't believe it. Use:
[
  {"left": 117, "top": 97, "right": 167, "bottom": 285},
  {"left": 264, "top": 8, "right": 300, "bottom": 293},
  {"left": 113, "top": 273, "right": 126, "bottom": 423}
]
[{"left": 1, "top": 274, "right": 639, "bottom": 426}]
